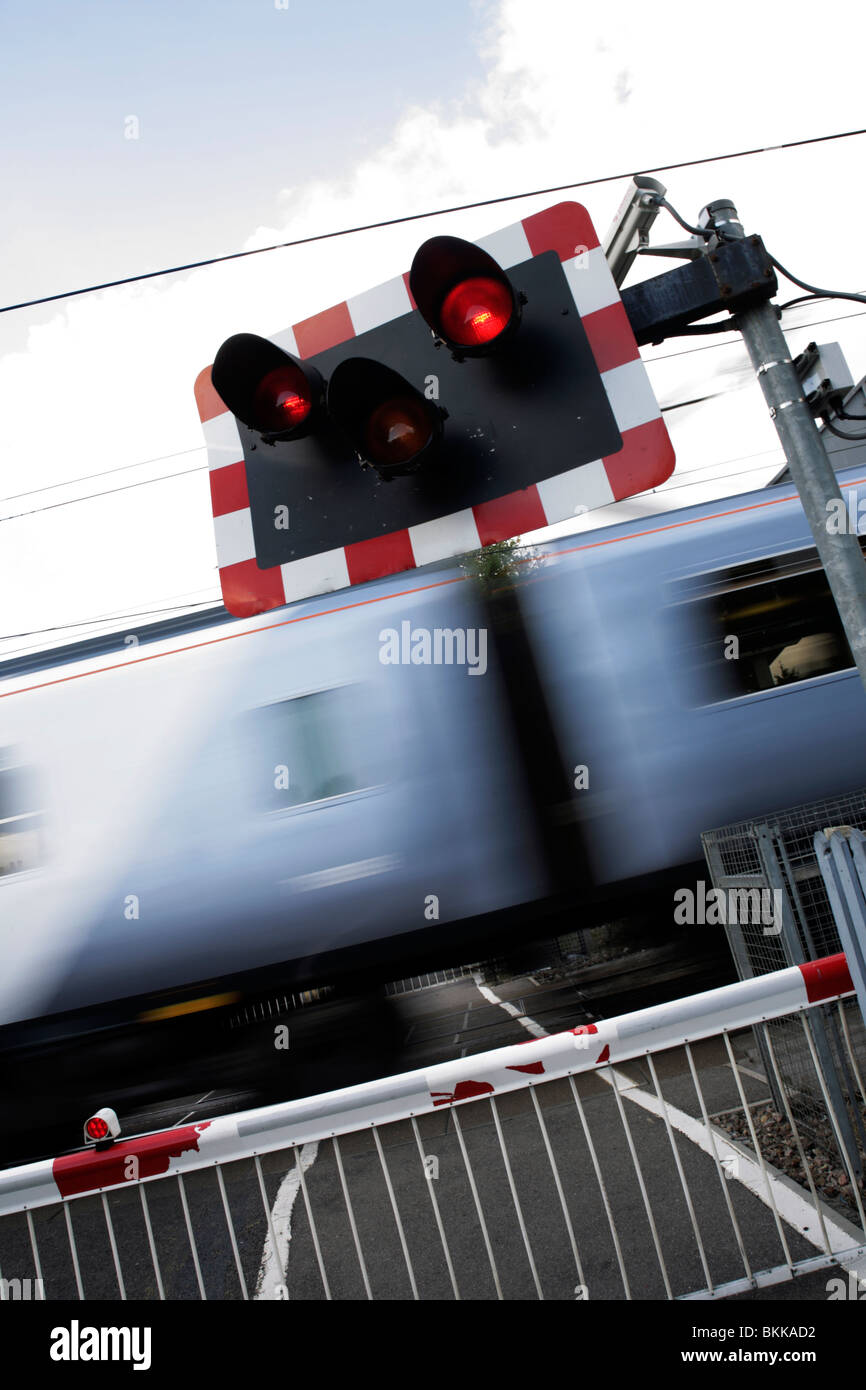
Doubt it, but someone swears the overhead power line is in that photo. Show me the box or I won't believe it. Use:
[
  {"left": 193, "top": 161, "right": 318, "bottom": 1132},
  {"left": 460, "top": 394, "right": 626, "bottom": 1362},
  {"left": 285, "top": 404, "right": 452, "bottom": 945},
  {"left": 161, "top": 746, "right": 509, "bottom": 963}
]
[
  {"left": 0, "top": 389, "right": 744, "bottom": 523},
  {"left": 3, "top": 299, "right": 864, "bottom": 525},
  {"left": 0, "top": 446, "right": 205, "bottom": 504},
  {"left": 647, "top": 304, "right": 866, "bottom": 363},
  {"left": 0, "top": 597, "right": 221, "bottom": 644},
  {"left": 0, "top": 462, "right": 210, "bottom": 522},
  {"left": 3, "top": 290, "right": 860, "bottom": 516},
  {"left": 8, "top": 434, "right": 866, "bottom": 656},
  {"left": 2, "top": 126, "right": 864, "bottom": 317}
]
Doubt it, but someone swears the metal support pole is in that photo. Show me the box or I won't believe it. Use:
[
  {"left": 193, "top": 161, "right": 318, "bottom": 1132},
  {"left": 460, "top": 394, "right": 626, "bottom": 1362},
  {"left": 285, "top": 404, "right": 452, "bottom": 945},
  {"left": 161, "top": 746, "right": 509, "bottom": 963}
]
[
  {"left": 816, "top": 827, "right": 866, "bottom": 1013},
  {"left": 705, "top": 198, "right": 866, "bottom": 697}
]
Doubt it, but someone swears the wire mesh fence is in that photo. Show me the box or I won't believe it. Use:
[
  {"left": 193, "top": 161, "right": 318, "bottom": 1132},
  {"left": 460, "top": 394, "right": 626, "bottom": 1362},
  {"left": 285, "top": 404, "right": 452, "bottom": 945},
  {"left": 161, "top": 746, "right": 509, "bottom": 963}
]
[{"left": 702, "top": 787, "right": 866, "bottom": 1180}]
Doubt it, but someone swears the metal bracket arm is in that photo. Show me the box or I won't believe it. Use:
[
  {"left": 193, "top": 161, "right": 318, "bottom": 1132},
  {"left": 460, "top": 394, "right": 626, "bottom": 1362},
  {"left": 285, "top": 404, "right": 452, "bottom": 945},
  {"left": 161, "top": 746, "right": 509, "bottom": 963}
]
[{"left": 621, "top": 235, "right": 777, "bottom": 345}]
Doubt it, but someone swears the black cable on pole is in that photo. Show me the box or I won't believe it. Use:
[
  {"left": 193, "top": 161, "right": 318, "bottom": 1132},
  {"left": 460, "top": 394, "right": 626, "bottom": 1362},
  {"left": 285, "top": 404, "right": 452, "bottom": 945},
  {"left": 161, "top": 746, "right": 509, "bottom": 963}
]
[
  {"left": 649, "top": 196, "right": 712, "bottom": 240},
  {"left": 779, "top": 293, "right": 833, "bottom": 311},
  {"left": 648, "top": 195, "right": 866, "bottom": 315},
  {"left": 2, "top": 126, "right": 864, "bottom": 316},
  {"left": 823, "top": 419, "right": 866, "bottom": 442},
  {"left": 769, "top": 255, "right": 866, "bottom": 307}
]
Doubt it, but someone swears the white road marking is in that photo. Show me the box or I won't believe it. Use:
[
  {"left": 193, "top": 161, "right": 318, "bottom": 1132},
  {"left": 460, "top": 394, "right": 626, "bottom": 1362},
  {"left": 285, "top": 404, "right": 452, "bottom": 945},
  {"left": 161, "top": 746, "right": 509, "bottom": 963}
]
[
  {"left": 254, "top": 1142, "right": 319, "bottom": 1300},
  {"left": 474, "top": 977, "right": 548, "bottom": 1037},
  {"left": 472, "top": 975, "right": 866, "bottom": 1280},
  {"left": 452, "top": 1005, "right": 473, "bottom": 1046}
]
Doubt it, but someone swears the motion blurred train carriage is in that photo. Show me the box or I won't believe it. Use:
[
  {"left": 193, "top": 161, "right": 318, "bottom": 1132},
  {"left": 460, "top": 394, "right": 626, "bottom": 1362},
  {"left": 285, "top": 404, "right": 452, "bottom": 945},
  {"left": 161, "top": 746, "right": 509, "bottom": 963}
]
[{"left": 2, "top": 464, "right": 866, "bottom": 1154}]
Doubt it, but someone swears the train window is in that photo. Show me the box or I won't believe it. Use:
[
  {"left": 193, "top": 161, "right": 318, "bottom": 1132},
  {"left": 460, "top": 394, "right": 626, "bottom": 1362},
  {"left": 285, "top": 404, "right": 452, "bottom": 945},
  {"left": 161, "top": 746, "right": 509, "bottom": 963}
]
[
  {"left": 247, "top": 686, "right": 367, "bottom": 811},
  {"left": 674, "top": 548, "right": 859, "bottom": 703},
  {"left": 0, "top": 751, "right": 42, "bottom": 877}
]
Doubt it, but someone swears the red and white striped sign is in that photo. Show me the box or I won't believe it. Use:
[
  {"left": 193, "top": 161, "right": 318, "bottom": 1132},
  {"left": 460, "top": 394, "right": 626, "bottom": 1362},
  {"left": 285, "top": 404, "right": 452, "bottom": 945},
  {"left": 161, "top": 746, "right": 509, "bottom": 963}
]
[{"left": 195, "top": 202, "right": 675, "bottom": 617}]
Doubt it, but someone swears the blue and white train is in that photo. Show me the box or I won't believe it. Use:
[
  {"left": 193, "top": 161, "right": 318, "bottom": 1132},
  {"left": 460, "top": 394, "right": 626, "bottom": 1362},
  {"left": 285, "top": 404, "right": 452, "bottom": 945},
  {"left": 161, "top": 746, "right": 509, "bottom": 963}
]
[{"left": 2, "top": 462, "right": 866, "bottom": 1142}]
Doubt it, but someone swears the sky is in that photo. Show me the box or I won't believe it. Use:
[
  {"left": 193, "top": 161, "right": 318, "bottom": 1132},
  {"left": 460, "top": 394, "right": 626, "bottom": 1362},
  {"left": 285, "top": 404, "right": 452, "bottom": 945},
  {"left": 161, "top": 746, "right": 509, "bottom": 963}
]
[{"left": 1, "top": 0, "right": 865, "bottom": 664}]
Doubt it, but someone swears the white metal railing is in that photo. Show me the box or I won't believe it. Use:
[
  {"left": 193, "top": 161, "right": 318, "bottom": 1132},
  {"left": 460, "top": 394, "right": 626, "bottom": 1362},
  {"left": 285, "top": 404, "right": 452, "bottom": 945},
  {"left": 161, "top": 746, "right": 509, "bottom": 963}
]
[
  {"left": 0, "top": 953, "right": 864, "bottom": 1300},
  {"left": 386, "top": 966, "right": 479, "bottom": 995}
]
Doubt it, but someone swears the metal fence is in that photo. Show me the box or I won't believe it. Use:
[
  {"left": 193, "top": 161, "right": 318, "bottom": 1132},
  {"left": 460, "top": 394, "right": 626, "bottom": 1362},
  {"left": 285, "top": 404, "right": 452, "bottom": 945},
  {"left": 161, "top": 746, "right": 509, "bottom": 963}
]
[
  {"left": 1, "top": 955, "right": 864, "bottom": 1301},
  {"left": 702, "top": 788, "right": 866, "bottom": 1177},
  {"left": 390, "top": 933, "right": 589, "bottom": 998},
  {"left": 385, "top": 966, "right": 479, "bottom": 996}
]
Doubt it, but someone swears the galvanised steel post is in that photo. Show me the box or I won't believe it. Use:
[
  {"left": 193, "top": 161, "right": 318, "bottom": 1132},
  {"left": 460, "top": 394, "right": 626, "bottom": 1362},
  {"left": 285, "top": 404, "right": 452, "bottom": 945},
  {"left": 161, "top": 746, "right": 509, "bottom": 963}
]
[
  {"left": 704, "top": 197, "right": 866, "bottom": 697},
  {"left": 816, "top": 827, "right": 866, "bottom": 1017}
]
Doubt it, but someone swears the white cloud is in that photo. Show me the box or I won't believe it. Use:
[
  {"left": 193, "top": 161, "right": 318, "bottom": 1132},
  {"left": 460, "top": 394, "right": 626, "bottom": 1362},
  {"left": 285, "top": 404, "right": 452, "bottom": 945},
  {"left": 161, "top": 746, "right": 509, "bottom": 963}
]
[{"left": 1, "top": 0, "right": 864, "bottom": 660}]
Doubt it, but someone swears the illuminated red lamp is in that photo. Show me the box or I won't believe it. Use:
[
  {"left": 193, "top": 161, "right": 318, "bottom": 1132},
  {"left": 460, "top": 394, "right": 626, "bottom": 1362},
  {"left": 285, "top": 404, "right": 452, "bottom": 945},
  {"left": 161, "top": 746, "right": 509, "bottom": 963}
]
[
  {"left": 409, "top": 236, "right": 521, "bottom": 357},
  {"left": 328, "top": 358, "right": 444, "bottom": 477},
  {"left": 253, "top": 363, "right": 314, "bottom": 433},
  {"left": 83, "top": 1106, "right": 121, "bottom": 1146},
  {"left": 212, "top": 333, "right": 324, "bottom": 441},
  {"left": 440, "top": 276, "right": 515, "bottom": 348}
]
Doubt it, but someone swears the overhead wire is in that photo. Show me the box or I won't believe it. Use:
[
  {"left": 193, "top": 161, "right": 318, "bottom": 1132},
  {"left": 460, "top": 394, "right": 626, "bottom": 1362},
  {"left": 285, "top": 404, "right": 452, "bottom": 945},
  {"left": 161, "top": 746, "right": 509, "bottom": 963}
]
[
  {"left": 11, "top": 434, "right": 866, "bottom": 655},
  {"left": 1, "top": 125, "right": 864, "bottom": 316},
  {"left": 0, "top": 594, "right": 223, "bottom": 658},
  {"left": 647, "top": 305, "right": 866, "bottom": 363},
  {"left": 0, "top": 446, "right": 205, "bottom": 505},
  {"left": 3, "top": 127, "right": 866, "bottom": 645},
  {"left": 0, "top": 389, "right": 740, "bottom": 523},
  {"left": 0, "top": 462, "right": 210, "bottom": 522},
  {"left": 2, "top": 296, "right": 864, "bottom": 523}
]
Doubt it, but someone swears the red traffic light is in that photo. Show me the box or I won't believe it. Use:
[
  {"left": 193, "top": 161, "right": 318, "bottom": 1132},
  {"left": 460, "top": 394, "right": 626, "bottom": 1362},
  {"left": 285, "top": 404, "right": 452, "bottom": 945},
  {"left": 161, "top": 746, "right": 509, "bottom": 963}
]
[
  {"left": 328, "top": 358, "right": 443, "bottom": 476},
  {"left": 409, "top": 236, "right": 520, "bottom": 356},
  {"left": 212, "top": 333, "right": 324, "bottom": 440},
  {"left": 363, "top": 396, "right": 434, "bottom": 466},
  {"left": 440, "top": 276, "right": 515, "bottom": 348},
  {"left": 253, "top": 364, "right": 314, "bottom": 433},
  {"left": 85, "top": 1115, "right": 109, "bottom": 1140}
]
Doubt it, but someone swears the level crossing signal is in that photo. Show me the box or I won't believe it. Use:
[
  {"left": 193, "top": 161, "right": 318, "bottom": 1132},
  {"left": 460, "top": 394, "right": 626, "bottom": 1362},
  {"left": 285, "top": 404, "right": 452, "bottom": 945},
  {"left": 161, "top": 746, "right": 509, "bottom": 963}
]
[{"left": 194, "top": 202, "right": 674, "bottom": 616}]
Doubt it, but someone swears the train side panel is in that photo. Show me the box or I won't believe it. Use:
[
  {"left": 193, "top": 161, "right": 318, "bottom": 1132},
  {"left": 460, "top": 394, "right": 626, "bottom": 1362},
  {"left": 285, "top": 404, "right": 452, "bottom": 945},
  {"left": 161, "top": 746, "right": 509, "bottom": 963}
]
[
  {"left": 524, "top": 473, "right": 866, "bottom": 885},
  {"left": 0, "top": 576, "right": 550, "bottom": 1028}
]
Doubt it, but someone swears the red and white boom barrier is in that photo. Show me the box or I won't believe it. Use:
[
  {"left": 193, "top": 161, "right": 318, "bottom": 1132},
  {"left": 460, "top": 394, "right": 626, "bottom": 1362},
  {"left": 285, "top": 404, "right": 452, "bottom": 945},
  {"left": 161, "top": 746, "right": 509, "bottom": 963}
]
[{"left": 0, "top": 953, "right": 854, "bottom": 1218}]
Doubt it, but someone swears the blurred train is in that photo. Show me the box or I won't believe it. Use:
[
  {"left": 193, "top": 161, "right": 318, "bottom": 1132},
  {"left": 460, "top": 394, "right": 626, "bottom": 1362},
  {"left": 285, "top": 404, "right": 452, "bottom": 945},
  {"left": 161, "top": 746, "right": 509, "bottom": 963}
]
[{"left": 3, "top": 460, "right": 866, "bottom": 1149}]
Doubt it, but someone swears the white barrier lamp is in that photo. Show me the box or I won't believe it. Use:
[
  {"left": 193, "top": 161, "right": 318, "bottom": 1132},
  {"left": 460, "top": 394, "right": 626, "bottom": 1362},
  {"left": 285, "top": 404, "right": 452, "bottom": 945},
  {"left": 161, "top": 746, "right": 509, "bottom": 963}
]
[{"left": 83, "top": 1107, "right": 121, "bottom": 1146}]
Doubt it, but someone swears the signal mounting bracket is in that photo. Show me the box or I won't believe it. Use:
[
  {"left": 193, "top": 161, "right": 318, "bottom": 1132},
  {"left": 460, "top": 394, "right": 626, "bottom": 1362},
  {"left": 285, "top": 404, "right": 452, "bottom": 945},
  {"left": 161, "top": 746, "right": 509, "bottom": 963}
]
[{"left": 620, "top": 234, "right": 777, "bottom": 345}]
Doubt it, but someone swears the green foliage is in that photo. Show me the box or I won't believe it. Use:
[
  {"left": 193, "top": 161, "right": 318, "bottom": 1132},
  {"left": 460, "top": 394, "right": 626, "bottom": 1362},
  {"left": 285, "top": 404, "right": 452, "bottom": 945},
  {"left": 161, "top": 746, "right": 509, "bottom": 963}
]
[{"left": 461, "top": 536, "right": 529, "bottom": 585}]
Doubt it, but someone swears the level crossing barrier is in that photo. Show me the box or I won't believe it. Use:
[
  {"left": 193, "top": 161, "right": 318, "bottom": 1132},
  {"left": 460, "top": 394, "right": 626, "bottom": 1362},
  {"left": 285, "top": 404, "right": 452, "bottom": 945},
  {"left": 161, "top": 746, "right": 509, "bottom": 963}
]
[{"left": 0, "top": 954, "right": 864, "bottom": 1301}]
